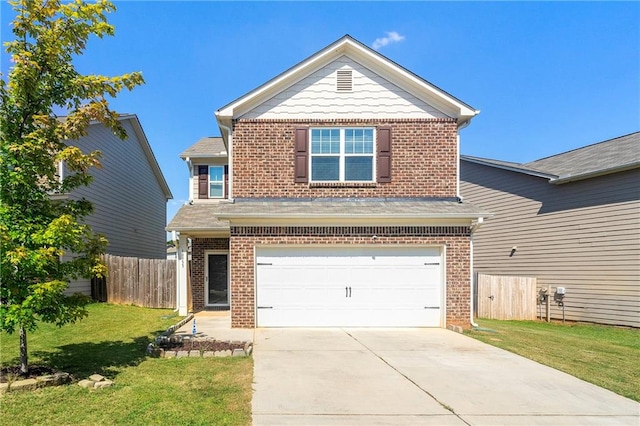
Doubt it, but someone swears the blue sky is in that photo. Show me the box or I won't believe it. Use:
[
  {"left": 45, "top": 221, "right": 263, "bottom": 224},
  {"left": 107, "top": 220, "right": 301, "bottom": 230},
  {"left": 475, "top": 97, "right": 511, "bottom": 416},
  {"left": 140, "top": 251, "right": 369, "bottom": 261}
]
[{"left": 2, "top": 1, "right": 639, "bottom": 225}]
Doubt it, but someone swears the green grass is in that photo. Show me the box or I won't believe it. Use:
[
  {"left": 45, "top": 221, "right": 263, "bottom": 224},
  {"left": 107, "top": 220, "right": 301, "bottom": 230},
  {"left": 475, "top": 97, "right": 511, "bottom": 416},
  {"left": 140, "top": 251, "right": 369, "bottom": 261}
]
[
  {"left": 0, "top": 303, "right": 253, "bottom": 425},
  {"left": 465, "top": 319, "right": 640, "bottom": 402}
]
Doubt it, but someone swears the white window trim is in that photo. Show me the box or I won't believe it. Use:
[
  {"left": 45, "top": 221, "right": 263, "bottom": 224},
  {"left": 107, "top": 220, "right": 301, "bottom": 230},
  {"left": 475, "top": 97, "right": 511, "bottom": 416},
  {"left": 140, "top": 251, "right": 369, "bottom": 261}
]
[
  {"left": 208, "top": 165, "right": 225, "bottom": 199},
  {"left": 309, "top": 128, "right": 376, "bottom": 183}
]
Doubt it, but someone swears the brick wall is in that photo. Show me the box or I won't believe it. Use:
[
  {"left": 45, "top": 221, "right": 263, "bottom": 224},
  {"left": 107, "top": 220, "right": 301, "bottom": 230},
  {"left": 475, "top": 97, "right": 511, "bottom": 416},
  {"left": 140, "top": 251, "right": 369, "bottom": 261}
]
[
  {"left": 229, "top": 226, "right": 471, "bottom": 328},
  {"left": 232, "top": 118, "right": 458, "bottom": 198},
  {"left": 190, "top": 238, "right": 230, "bottom": 311}
]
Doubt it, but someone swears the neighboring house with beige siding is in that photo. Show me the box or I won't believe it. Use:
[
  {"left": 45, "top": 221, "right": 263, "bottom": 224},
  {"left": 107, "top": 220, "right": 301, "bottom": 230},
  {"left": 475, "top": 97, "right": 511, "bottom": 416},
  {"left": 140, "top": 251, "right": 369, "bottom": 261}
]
[
  {"left": 65, "top": 114, "right": 173, "bottom": 294},
  {"left": 460, "top": 132, "right": 640, "bottom": 327}
]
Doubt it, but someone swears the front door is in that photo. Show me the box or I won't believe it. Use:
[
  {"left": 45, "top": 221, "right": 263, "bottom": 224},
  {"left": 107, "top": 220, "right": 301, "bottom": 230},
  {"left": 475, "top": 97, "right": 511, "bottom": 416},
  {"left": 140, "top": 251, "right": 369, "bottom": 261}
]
[{"left": 206, "top": 253, "right": 229, "bottom": 306}]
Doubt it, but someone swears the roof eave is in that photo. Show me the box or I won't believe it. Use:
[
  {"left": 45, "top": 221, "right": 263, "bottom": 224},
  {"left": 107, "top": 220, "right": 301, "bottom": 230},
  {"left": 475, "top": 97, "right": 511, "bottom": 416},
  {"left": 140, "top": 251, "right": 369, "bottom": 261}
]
[
  {"left": 461, "top": 156, "right": 557, "bottom": 180},
  {"left": 165, "top": 224, "right": 229, "bottom": 232},
  {"left": 179, "top": 153, "right": 228, "bottom": 160},
  {"left": 215, "top": 212, "right": 491, "bottom": 220},
  {"left": 550, "top": 161, "right": 640, "bottom": 185},
  {"left": 125, "top": 115, "right": 173, "bottom": 200},
  {"left": 214, "top": 35, "right": 478, "bottom": 124}
]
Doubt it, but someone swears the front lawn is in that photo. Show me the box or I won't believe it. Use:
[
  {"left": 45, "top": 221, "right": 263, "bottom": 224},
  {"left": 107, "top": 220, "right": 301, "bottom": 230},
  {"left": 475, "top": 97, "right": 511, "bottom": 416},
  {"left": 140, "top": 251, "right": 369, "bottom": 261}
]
[
  {"left": 0, "top": 303, "right": 253, "bottom": 425},
  {"left": 465, "top": 319, "right": 640, "bottom": 402}
]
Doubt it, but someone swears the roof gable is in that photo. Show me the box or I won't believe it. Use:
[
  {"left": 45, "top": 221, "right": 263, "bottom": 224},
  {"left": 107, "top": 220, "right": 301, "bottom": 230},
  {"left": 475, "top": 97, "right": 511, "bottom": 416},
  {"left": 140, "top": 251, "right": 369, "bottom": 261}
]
[
  {"left": 239, "top": 55, "right": 450, "bottom": 120},
  {"left": 216, "top": 35, "right": 478, "bottom": 129}
]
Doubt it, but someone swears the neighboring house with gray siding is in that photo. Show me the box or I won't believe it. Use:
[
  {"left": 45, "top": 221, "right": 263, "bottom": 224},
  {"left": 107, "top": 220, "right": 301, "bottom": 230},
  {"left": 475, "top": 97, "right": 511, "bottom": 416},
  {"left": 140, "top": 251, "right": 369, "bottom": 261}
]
[
  {"left": 66, "top": 114, "right": 173, "bottom": 294},
  {"left": 460, "top": 132, "right": 640, "bottom": 327}
]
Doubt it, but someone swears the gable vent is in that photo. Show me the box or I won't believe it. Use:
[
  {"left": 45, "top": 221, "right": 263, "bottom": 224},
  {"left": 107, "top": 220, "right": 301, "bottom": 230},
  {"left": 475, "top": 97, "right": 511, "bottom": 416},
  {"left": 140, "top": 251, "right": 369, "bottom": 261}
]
[{"left": 336, "top": 70, "right": 353, "bottom": 92}]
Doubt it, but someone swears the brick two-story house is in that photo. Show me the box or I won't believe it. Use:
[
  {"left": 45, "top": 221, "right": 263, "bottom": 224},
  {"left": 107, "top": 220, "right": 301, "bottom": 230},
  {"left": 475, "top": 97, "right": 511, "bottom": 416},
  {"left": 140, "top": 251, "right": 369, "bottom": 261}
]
[{"left": 167, "top": 35, "right": 489, "bottom": 328}]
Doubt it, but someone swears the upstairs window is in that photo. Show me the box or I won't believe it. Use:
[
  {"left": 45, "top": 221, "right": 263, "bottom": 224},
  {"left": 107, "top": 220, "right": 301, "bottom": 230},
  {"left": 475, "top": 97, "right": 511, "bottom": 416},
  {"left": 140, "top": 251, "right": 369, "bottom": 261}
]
[
  {"left": 209, "top": 166, "right": 225, "bottom": 198},
  {"left": 198, "top": 165, "right": 227, "bottom": 199},
  {"left": 310, "top": 128, "right": 374, "bottom": 182}
]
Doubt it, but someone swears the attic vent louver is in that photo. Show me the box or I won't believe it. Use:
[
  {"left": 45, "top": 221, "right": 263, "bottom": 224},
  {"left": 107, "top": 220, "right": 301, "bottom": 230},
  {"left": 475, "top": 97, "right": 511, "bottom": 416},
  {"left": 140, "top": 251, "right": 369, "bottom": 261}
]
[{"left": 336, "top": 70, "right": 352, "bottom": 92}]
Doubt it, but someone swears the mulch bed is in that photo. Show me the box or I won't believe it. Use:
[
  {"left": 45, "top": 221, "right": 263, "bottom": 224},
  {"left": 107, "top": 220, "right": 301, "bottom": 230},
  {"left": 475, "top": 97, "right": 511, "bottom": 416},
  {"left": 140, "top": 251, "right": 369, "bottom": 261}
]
[
  {"left": 159, "top": 339, "right": 245, "bottom": 352},
  {"left": 0, "top": 365, "right": 58, "bottom": 383}
]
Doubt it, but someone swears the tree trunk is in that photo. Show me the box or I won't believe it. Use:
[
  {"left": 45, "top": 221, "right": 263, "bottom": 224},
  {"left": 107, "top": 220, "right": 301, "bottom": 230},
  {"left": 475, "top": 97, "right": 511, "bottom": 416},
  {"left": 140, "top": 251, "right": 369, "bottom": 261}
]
[{"left": 19, "top": 326, "right": 28, "bottom": 375}]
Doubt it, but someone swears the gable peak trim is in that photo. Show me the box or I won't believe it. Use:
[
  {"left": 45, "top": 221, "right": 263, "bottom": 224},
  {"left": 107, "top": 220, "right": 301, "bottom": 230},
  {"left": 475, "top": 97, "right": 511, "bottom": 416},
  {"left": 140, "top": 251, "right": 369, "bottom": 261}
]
[{"left": 216, "top": 34, "right": 478, "bottom": 128}]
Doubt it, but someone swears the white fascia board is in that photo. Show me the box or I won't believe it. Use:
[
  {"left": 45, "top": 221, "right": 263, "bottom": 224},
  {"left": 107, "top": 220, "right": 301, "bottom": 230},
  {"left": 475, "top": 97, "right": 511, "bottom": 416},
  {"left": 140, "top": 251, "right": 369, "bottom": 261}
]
[
  {"left": 180, "top": 153, "right": 228, "bottom": 159},
  {"left": 216, "top": 44, "right": 341, "bottom": 120},
  {"left": 344, "top": 43, "right": 479, "bottom": 123},
  {"left": 215, "top": 36, "right": 478, "bottom": 125},
  {"left": 164, "top": 227, "right": 230, "bottom": 237},
  {"left": 222, "top": 216, "right": 482, "bottom": 227},
  {"left": 216, "top": 212, "right": 489, "bottom": 222}
]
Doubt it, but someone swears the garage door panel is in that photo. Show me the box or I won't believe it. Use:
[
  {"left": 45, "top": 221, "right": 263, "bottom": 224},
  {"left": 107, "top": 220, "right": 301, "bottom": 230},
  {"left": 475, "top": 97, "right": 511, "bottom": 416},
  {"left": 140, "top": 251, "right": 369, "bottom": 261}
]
[
  {"left": 257, "top": 283, "right": 347, "bottom": 308},
  {"left": 256, "top": 247, "right": 443, "bottom": 327}
]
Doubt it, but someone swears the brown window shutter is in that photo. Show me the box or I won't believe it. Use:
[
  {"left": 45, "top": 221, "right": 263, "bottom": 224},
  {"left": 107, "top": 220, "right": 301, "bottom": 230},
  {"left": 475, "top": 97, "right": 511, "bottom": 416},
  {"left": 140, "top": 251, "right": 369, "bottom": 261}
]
[
  {"left": 294, "top": 127, "right": 309, "bottom": 183},
  {"left": 198, "top": 165, "right": 208, "bottom": 198},
  {"left": 377, "top": 127, "right": 392, "bottom": 183},
  {"left": 223, "top": 165, "right": 229, "bottom": 198}
]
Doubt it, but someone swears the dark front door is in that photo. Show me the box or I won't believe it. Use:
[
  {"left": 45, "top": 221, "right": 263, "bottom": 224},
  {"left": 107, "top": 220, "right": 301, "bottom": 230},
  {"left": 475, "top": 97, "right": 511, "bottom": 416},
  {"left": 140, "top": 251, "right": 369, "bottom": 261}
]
[{"left": 207, "top": 254, "right": 228, "bottom": 305}]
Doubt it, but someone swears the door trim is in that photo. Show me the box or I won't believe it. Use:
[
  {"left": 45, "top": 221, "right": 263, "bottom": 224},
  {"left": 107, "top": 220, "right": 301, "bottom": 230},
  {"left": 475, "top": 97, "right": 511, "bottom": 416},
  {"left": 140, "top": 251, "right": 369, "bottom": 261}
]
[{"left": 205, "top": 250, "right": 230, "bottom": 307}]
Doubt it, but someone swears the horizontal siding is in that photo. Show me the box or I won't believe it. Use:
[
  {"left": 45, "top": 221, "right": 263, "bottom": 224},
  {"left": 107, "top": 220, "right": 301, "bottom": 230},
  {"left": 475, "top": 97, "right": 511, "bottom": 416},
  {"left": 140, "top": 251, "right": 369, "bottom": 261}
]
[
  {"left": 68, "top": 278, "right": 90, "bottom": 294},
  {"left": 190, "top": 158, "right": 227, "bottom": 202},
  {"left": 462, "top": 162, "right": 640, "bottom": 327},
  {"left": 66, "top": 121, "right": 168, "bottom": 294},
  {"left": 241, "top": 56, "right": 449, "bottom": 120}
]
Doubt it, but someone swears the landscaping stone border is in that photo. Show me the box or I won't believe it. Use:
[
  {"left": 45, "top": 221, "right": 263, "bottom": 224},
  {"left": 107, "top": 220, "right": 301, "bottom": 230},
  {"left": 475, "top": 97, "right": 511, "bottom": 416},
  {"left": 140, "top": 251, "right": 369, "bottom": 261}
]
[
  {"left": 0, "top": 372, "right": 71, "bottom": 394},
  {"left": 78, "top": 373, "right": 113, "bottom": 390},
  {"left": 147, "top": 313, "right": 252, "bottom": 358},
  {"left": 162, "top": 312, "right": 194, "bottom": 336},
  {"left": 146, "top": 336, "right": 253, "bottom": 358}
]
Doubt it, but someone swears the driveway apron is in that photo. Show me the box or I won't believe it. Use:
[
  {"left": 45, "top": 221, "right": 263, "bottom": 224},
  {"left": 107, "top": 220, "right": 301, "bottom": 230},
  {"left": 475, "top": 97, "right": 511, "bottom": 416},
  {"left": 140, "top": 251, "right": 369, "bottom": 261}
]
[{"left": 252, "top": 328, "right": 639, "bottom": 425}]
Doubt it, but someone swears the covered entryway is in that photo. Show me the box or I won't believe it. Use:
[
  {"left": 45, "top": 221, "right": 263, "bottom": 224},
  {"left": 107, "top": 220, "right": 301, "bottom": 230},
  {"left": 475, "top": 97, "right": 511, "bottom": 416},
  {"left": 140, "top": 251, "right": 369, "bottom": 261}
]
[{"left": 255, "top": 246, "right": 443, "bottom": 327}]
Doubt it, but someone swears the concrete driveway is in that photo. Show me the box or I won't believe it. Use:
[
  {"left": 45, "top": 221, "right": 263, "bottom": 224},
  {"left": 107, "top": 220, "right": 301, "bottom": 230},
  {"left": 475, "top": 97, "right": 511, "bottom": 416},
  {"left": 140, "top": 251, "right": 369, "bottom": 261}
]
[{"left": 252, "top": 328, "right": 639, "bottom": 425}]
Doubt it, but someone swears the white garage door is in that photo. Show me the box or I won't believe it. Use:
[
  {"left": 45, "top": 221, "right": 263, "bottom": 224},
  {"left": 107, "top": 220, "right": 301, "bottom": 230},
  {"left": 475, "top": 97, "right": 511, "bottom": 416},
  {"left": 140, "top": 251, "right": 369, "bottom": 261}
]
[{"left": 256, "top": 246, "right": 443, "bottom": 327}]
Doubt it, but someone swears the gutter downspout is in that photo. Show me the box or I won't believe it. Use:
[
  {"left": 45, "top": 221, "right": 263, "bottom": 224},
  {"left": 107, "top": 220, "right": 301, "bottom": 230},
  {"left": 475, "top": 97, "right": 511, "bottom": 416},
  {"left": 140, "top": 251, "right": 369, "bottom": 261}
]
[
  {"left": 456, "top": 134, "right": 461, "bottom": 199},
  {"left": 217, "top": 121, "right": 234, "bottom": 202},
  {"left": 469, "top": 217, "right": 484, "bottom": 327},
  {"left": 186, "top": 157, "right": 193, "bottom": 201}
]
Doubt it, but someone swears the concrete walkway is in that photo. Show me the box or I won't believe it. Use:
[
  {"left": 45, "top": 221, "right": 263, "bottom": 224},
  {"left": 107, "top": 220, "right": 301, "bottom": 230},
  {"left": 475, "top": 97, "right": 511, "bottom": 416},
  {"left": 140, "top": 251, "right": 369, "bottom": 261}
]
[
  {"left": 174, "top": 311, "right": 254, "bottom": 342},
  {"left": 252, "top": 328, "right": 640, "bottom": 425}
]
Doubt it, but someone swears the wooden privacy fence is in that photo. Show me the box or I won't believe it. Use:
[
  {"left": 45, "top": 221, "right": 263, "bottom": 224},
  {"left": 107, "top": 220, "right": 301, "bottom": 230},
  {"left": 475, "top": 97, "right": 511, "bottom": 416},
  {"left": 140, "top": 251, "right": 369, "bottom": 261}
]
[
  {"left": 476, "top": 273, "right": 537, "bottom": 320},
  {"left": 99, "top": 254, "right": 176, "bottom": 309}
]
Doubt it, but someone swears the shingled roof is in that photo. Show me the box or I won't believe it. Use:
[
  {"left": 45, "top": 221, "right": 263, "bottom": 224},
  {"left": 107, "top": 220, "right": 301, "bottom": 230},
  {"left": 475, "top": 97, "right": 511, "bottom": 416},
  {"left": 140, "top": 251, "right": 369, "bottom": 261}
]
[
  {"left": 166, "top": 198, "right": 490, "bottom": 232},
  {"left": 526, "top": 132, "right": 639, "bottom": 181},
  {"left": 462, "top": 131, "right": 639, "bottom": 184},
  {"left": 180, "top": 137, "right": 227, "bottom": 159}
]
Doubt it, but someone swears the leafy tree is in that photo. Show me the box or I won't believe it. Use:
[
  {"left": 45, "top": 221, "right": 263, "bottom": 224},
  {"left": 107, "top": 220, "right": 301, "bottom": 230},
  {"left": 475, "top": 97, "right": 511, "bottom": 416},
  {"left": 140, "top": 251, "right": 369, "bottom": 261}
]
[{"left": 0, "top": 0, "right": 144, "bottom": 375}]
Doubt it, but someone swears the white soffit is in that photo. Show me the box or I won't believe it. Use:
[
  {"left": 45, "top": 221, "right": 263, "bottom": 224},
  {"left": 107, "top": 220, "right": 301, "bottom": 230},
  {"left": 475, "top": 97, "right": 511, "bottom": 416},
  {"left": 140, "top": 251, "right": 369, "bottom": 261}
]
[{"left": 215, "top": 35, "right": 478, "bottom": 126}]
